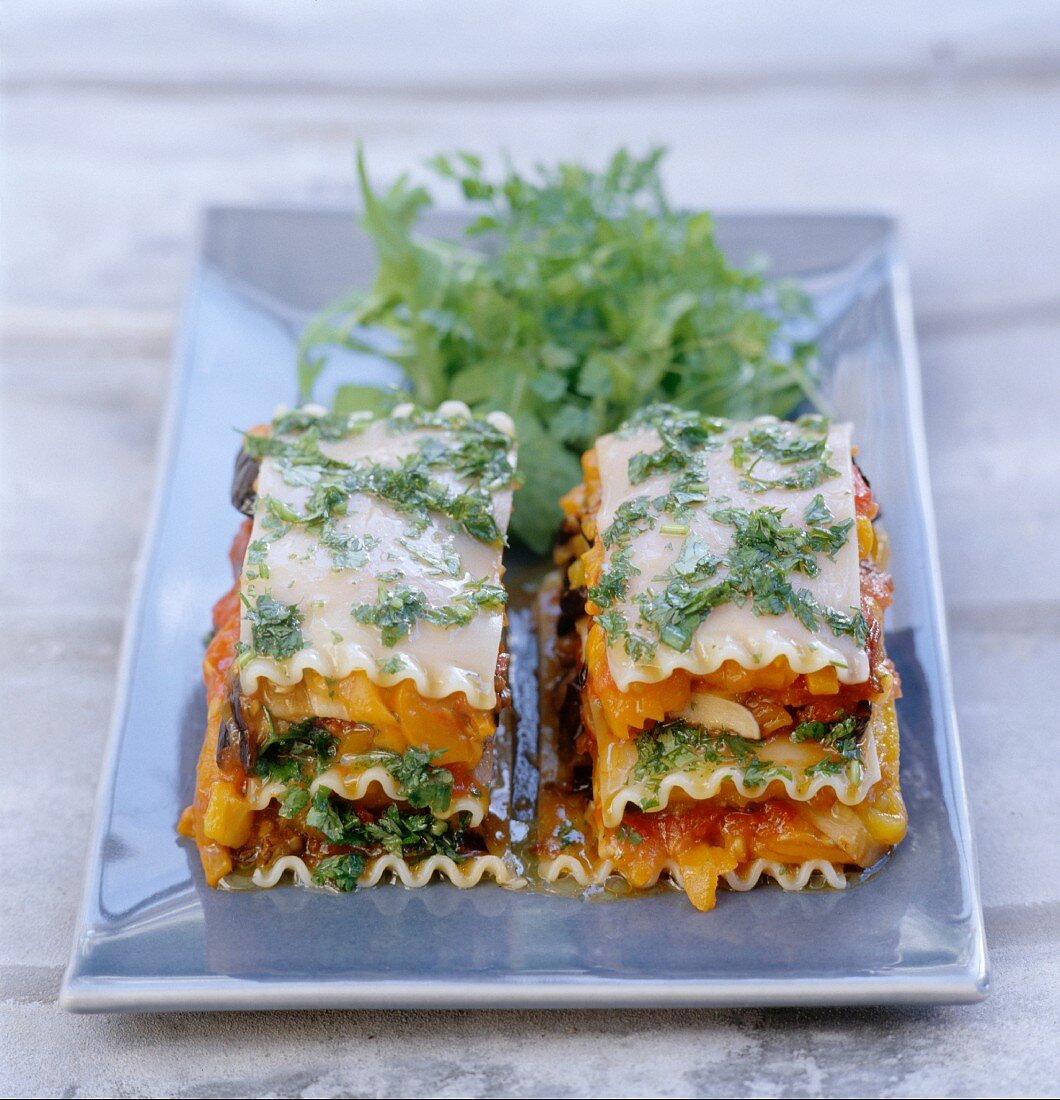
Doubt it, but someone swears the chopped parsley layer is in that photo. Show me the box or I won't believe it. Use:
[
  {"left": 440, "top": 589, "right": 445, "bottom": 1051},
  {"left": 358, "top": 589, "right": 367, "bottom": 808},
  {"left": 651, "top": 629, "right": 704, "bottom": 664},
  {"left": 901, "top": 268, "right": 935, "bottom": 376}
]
[
  {"left": 252, "top": 718, "right": 459, "bottom": 819},
  {"left": 243, "top": 405, "right": 515, "bottom": 549},
  {"left": 352, "top": 577, "right": 507, "bottom": 647},
  {"left": 307, "top": 797, "right": 472, "bottom": 891},
  {"left": 629, "top": 713, "right": 866, "bottom": 809}
]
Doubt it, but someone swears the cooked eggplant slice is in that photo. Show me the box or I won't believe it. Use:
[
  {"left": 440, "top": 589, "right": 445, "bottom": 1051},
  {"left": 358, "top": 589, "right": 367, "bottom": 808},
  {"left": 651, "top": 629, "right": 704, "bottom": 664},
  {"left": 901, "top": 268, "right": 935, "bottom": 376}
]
[
  {"left": 230, "top": 447, "right": 259, "bottom": 516},
  {"left": 215, "top": 675, "right": 253, "bottom": 771}
]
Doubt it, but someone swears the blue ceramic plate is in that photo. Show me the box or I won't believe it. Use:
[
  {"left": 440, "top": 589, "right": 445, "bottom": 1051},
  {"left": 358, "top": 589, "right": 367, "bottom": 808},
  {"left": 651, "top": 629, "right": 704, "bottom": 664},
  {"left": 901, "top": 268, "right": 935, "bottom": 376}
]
[{"left": 61, "top": 209, "right": 988, "bottom": 1011}]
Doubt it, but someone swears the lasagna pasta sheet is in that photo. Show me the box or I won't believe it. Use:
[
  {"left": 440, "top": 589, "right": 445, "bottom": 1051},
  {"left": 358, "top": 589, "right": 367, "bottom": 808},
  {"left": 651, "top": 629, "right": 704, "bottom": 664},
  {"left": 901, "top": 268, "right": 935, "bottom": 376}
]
[
  {"left": 594, "top": 418, "right": 867, "bottom": 688},
  {"left": 240, "top": 402, "right": 515, "bottom": 710}
]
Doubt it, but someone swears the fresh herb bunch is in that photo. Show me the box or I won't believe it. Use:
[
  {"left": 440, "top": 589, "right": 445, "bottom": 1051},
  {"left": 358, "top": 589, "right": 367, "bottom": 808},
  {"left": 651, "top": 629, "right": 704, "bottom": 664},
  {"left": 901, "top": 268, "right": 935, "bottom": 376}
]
[{"left": 299, "top": 147, "right": 818, "bottom": 551}]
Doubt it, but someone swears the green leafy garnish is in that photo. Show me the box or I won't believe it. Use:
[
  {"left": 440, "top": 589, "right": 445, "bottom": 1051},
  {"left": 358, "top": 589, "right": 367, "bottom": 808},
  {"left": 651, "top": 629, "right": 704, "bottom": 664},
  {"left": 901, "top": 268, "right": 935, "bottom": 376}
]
[
  {"left": 383, "top": 749, "right": 454, "bottom": 814},
  {"left": 397, "top": 537, "right": 462, "bottom": 578},
  {"left": 343, "top": 457, "right": 504, "bottom": 545},
  {"left": 634, "top": 504, "right": 858, "bottom": 653},
  {"left": 791, "top": 713, "right": 865, "bottom": 780},
  {"left": 354, "top": 747, "right": 455, "bottom": 815},
  {"left": 731, "top": 415, "right": 838, "bottom": 493},
  {"left": 277, "top": 786, "right": 310, "bottom": 818},
  {"left": 353, "top": 577, "right": 507, "bottom": 646},
  {"left": 306, "top": 787, "right": 349, "bottom": 840},
  {"left": 312, "top": 852, "right": 366, "bottom": 891},
  {"left": 250, "top": 408, "right": 513, "bottom": 548},
  {"left": 601, "top": 496, "right": 656, "bottom": 550},
  {"left": 254, "top": 718, "right": 337, "bottom": 784},
  {"left": 297, "top": 147, "right": 818, "bottom": 551},
  {"left": 596, "top": 608, "right": 656, "bottom": 663},
  {"left": 624, "top": 405, "right": 726, "bottom": 488},
  {"left": 305, "top": 791, "right": 468, "bottom": 861},
  {"left": 632, "top": 719, "right": 792, "bottom": 803},
  {"left": 804, "top": 493, "right": 832, "bottom": 526},
  {"left": 364, "top": 803, "right": 465, "bottom": 860},
  {"left": 245, "top": 538, "right": 271, "bottom": 580},
  {"left": 272, "top": 408, "right": 361, "bottom": 441},
  {"left": 319, "top": 523, "right": 377, "bottom": 570},
  {"left": 242, "top": 593, "right": 305, "bottom": 660},
  {"left": 587, "top": 546, "right": 638, "bottom": 610}
]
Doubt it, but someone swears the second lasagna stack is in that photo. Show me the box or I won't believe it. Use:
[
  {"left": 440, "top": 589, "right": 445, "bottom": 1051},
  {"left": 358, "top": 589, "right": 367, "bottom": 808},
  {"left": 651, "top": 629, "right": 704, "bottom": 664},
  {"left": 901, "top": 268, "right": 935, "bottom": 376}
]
[{"left": 539, "top": 404, "right": 907, "bottom": 910}]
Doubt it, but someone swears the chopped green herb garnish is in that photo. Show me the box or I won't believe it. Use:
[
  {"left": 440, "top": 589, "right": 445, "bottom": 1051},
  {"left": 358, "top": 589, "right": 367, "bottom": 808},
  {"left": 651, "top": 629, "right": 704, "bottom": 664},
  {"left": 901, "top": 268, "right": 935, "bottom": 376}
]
[
  {"left": 254, "top": 718, "right": 337, "bottom": 784},
  {"left": 653, "top": 469, "right": 711, "bottom": 518},
  {"left": 362, "top": 803, "right": 466, "bottom": 860},
  {"left": 319, "top": 523, "right": 377, "bottom": 570},
  {"left": 313, "top": 852, "right": 366, "bottom": 891},
  {"left": 277, "top": 786, "right": 310, "bottom": 818},
  {"left": 405, "top": 416, "right": 517, "bottom": 491},
  {"left": 249, "top": 414, "right": 511, "bottom": 548},
  {"left": 596, "top": 609, "right": 656, "bottom": 663},
  {"left": 624, "top": 405, "right": 725, "bottom": 489},
  {"left": 398, "top": 537, "right": 462, "bottom": 577},
  {"left": 804, "top": 493, "right": 832, "bottom": 525},
  {"left": 601, "top": 496, "right": 656, "bottom": 550},
  {"left": 242, "top": 593, "right": 305, "bottom": 660},
  {"left": 343, "top": 457, "right": 504, "bottom": 545},
  {"left": 272, "top": 408, "right": 362, "bottom": 441},
  {"left": 305, "top": 791, "right": 468, "bottom": 861},
  {"left": 354, "top": 747, "right": 455, "bottom": 815},
  {"left": 587, "top": 546, "right": 638, "bottom": 610},
  {"left": 633, "top": 505, "right": 857, "bottom": 654},
  {"left": 353, "top": 578, "right": 506, "bottom": 646},
  {"left": 306, "top": 787, "right": 349, "bottom": 840},
  {"left": 823, "top": 606, "right": 871, "bottom": 647},
  {"left": 245, "top": 538, "right": 271, "bottom": 580},
  {"left": 731, "top": 416, "right": 838, "bottom": 493},
  {"left": 265, "top": 481, "right": 349, "bottom": 530},
  {"left": 352, "top": 584, "right": 430, "bottom": 647},
  {"left": 632, "top": 719, "right": 792, "bottom": 794},
  {"left": 376, "top": 656, "right": 407, "bottom": 676},
  {"left": 791, "top": 712, "right": 865, "bottom": 781}
]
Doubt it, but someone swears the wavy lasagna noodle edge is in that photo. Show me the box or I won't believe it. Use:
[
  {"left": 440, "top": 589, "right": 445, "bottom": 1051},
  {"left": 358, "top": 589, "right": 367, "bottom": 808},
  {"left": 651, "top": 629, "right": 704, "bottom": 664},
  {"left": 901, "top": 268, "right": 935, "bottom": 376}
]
[
  {"left": 537, "top": 854, "right": 848, "bottom": 893},
  {"left": 238, "top": 648, "right": 498, "bottom": 713},
  {"left": 250, "top": 852, "right": 525, "bottom": 890},
  {"left": 247, "top": 768, "right": 491, "bottom": 826}
]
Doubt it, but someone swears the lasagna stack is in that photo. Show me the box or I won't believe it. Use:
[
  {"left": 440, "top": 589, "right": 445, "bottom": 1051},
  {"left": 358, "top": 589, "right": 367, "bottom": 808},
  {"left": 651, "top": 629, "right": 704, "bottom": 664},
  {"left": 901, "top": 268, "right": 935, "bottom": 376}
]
[
  {"left": 180, "top": 401, "right": 521, "bottom": 891},
  {"left": 539, "top": 405, "right": 907, "bottom": 910}
]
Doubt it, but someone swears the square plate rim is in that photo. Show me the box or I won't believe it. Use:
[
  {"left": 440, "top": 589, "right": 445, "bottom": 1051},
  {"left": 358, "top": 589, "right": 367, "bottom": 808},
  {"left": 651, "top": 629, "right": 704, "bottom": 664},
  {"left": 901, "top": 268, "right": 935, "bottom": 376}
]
[{"left": 60, "top": 206, "right": 989, "bottom": 1012}]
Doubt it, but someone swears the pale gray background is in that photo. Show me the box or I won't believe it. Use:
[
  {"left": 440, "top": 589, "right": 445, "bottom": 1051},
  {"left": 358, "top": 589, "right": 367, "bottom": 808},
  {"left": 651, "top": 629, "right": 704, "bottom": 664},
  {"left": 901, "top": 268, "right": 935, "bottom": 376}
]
[{"left": 1, "top": 2, "right": 1057, "bottom": 1097}]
